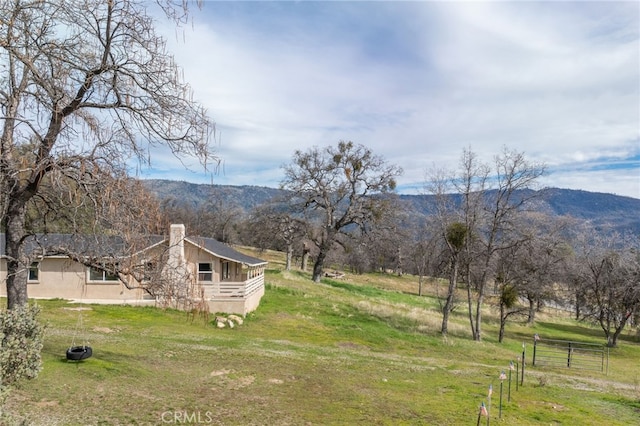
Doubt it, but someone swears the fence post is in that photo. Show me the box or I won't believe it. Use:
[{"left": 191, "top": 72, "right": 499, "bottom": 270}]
[
  {"left": 521, "top": 342, "right": 525, "bottom": 386},
  {"left": 508, "top": 361, "right": 514, "bottom": 402},
  {"left": 567, "top": 342, "right": 572, "bottom": 368}
]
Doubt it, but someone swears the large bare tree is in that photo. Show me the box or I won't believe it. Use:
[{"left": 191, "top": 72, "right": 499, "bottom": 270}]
[
  {"left": 466, "top": 148, "right": 545, "bottom": 341},
  {"left": 281, "top": 141, "right": 402, "bottom": 282},
  {"left": 427, "top": 147, "right": 545, "bottom": 341},
  {"left": 0, "top": 0, "right": 215, "bottom": 309}
]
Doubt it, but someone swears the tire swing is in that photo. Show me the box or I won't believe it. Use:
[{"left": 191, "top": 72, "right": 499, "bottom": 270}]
[{"left": 66, "top": 309, "right": 93, "bottom": 361}]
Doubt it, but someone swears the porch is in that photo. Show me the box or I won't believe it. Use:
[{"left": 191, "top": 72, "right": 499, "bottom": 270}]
[{"left": 201, "top": 274, "right": 265, "bottom": 316}]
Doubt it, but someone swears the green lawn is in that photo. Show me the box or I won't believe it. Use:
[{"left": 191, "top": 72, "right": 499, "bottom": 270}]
[{"left": 3, "top": 252, "right": 639, "bottom": 425}]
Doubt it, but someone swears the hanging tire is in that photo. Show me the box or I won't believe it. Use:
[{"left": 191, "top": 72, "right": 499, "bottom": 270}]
[{"left": 66, "top": 346, "right": 92, "bottom": 361}]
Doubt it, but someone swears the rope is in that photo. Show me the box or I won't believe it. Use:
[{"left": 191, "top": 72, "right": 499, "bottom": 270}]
[{"left": 70, "top": 310, "right": 89, "bottom": 348}]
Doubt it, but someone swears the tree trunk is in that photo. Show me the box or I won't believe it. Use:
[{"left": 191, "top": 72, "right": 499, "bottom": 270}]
[
  {"left": 498, "top": 302, "right": 506, "bottom": 343},
  {"left": 474, "top": 289, "right": 484, "bottom": 341},
  {"left": 285, "top": 243, "right": 293, "bottom": 271},
  {"left": 4, "top": 200, "right": 30, "bottom": 309},
  {"left": 312, "top": 249, "right": 327, "bottom": 282},
  {"left": 301, "top": 243, "right": 309, "bottom": 271},
  {"left": 527, "top": 296, "right": 536, "bottom": 325},
  {"left": 606, "top": 313, "right": 631, "bottom": 348},
  {"left": 465, "top": 268, "right": 478, "bottom": 340},
  {"left": 441, "top": 256, "right": 459, "bottom": 335},
  {"left": 395, "top": 246, "right": 402, "bottom": 276}
]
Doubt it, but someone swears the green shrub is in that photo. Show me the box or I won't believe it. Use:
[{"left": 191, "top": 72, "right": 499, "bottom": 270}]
[{"left": 0, "top": 305, "right": 45, "bottom": 387}]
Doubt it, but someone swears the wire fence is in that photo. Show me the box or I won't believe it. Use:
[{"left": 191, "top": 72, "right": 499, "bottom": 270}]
[{"left": 532, "top": 336, "right": 608, "bottom": 374}]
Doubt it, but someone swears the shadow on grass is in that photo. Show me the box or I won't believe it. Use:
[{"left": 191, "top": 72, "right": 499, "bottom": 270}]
[
  {"left": 323, "top": 280, "right": 387, "bottom": 297},
  {"left": 57, "top": 356, "right": 90, "bottom": 365}
]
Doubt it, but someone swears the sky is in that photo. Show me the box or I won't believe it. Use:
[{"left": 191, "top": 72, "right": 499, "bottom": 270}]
[{"left": 142, "top": 1, "right": 640, "bottom": 199}]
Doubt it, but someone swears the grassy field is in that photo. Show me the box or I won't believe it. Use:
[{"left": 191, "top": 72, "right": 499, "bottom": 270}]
[{"left": 4, "top": 248, "right": 640, "bottom": 425}]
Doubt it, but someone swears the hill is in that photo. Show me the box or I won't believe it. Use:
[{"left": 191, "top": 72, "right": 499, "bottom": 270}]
[
  {"left": 143, "top": 179, "right": 286, "bottom": 211},
  {"left": 402, "top": 187, "right": 640, "bottom": 234},
  {"left": 143, "top": 179, "right": 640, "bottom": 234}
]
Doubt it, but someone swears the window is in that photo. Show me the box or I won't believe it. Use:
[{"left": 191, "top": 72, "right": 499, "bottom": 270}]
[
  {"left": 89, "top": 266, "right": 119, "bottom": 282},
  {"left": 28, "top": 262, "right": 40, "bottom": 282},
  {"left": 198, "top": 263, "right": 213, "bottom": 282},
  {"left": 221, "top": 261, "right": 231, "bottom": 280}
]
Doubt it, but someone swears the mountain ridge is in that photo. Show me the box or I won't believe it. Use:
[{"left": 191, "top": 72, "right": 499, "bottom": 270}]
[{"left": 143, "top": 179, "right": 640, "bottom": 234}]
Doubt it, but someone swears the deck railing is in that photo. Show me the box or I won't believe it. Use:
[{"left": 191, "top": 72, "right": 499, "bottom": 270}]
[{"left": 202, "top": 274, "right": 264, "bottom": 300}]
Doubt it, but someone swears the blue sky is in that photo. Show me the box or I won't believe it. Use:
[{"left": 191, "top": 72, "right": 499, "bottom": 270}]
[{"left": 144, "top": 1, "right": 639, "bottom": 199}]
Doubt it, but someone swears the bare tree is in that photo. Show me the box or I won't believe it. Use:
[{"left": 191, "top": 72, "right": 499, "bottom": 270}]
[
  {"left": 281, "top": 141, "right": 402, "bottom": 282},
  {"left": 245, "top": 203, "right": 306, "bottom": 271},
  {"left": 440, "top": 222, "right": 467, "bottom": 335},
  {"left": 423, "top": 166, "right": 468, "bottom": 335},
  {"left": 568, "top": 230, "right": 640, "bottom": 347},
  {"left": 514, "top": 213, "right": 573, "bottom": 325},
  {"left": 494, "top": 259, "right": 525, "bottom": 343},
  {"left": 407, "top": 216, "right": 440, "bottom": 297},
  {"left": 427, "top": 147, "right": 545, "bottom": 341},
  {"left": 0, "top": 0, "right": 215, "bottom": 309},
  {"left": 490, "top": 214, "right": 570, "bottom": 343},
  {"left": 349, "top": 195, "right": 410, "bottom": 275}
]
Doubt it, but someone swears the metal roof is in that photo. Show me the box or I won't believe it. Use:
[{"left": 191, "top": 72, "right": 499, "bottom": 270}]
[
  {"left": 185, "top": 236, "right": 267, "bottom": 267},
  {"left": 0, "top": 233, "right": 130, "bottom": 258},
  {"left": 0, "top": 233, "right": 266, "bottom": 266}
]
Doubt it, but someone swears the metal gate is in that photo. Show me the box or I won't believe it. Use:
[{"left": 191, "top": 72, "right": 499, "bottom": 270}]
[{"left": 532, "top": 336, "right": 608, "bottom": 374}]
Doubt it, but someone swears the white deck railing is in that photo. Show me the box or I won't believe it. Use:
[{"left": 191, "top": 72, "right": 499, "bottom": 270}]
[{"left": 203, "top": 275, "right": 264, "bottom": 300}]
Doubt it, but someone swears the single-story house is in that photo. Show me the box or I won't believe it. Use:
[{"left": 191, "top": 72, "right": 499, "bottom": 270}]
[{"left": 0, "top": 224, "right": 267, "bottom": 315}]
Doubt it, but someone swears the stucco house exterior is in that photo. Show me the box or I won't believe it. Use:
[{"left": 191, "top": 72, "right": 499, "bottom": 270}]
[{"left": 0, "top": 224, "right": 267, "bottom": 315}]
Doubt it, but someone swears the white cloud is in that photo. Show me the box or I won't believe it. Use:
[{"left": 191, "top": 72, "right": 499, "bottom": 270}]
[{"left": 145, "top": 1, "right": 639, "bottom": 199}]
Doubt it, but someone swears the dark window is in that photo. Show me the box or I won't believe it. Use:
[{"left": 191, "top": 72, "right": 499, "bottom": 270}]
[
  {"left": 28, "top": 262, "right": 40, "bottom": 282},
  {"left": 198, "top": 263, "right": 213, "bottom": 282}
]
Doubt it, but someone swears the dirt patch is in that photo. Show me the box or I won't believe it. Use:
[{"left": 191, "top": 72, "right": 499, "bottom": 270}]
[
  {"left": 337, "top": 341, "right": 370, "bottom": 351},
  {"left": 234, "top": 376, "right": 255, "bottom": 388},
  {"left": 93, "top": 326, "right": 118, "bottom": 333},
  {"left": 36, "top": 399, "right": 59, "bottom": 408},
  {"left": 530, "top": 400, "right": 567, "bottom": 411}
]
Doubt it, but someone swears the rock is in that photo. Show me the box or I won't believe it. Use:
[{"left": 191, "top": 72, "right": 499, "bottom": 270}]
[{"left": 228, "top": 314, "right": 244, "bottom": 325}]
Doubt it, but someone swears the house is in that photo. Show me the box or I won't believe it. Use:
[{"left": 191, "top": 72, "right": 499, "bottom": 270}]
[{"left": 0, "top": 224, "right": 267, "bottom": 315}]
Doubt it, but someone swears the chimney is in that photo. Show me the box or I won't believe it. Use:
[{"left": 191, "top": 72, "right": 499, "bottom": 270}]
[{"left": 168, "top": 224, "right": 186, "bottom": 268}]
